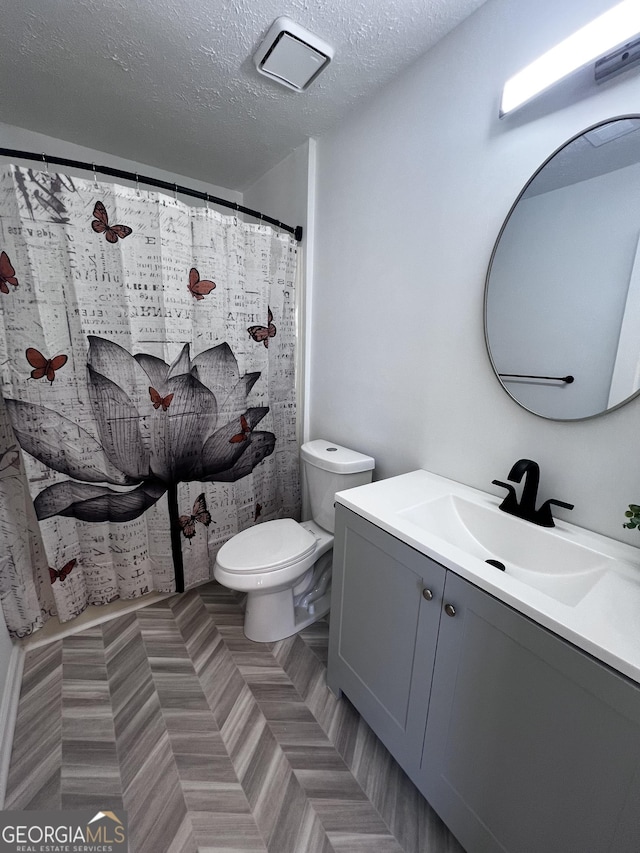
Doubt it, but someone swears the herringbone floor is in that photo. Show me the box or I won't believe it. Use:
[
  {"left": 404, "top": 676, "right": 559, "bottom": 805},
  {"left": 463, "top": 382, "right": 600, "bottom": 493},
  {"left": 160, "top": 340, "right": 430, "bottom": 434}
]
[{"left": 5, "top": 582, "right": 465, "bottom": 853}]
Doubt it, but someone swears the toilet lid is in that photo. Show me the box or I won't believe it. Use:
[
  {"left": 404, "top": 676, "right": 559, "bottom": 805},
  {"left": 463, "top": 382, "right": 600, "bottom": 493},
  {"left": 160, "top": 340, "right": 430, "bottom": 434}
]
[{"left": 216, "top": 518, "right": 317, "bottom": 574}]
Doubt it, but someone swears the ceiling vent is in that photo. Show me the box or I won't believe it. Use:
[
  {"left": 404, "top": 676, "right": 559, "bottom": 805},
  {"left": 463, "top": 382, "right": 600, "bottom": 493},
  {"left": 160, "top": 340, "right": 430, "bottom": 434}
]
[{"left": 253, "top": 17, "right": 334, "bottom": 92}]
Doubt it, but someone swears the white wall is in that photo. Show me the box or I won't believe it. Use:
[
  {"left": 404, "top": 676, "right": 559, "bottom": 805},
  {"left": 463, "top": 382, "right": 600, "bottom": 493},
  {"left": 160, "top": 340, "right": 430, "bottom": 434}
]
[
  {"left": 243, "top": 141, "right": 311, "bottom": 240},
  {"left": 0, "top": 122, "right": 242, "bottom": 207},
  {"left": 244, "top": 140, "right": 316, "bottom": 441},
  {"left": 310, "top": 0, "right": 640, "bottom": 543}
]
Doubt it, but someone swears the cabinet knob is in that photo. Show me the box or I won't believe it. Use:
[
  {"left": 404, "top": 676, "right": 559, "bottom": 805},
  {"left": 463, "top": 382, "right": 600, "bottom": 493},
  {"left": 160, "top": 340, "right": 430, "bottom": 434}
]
[
  {"left": 444, "top": 603, "right": 456, "bottom": 617},
  {"left": 422, "top": 588, "right": 433, "bottom": 601}
]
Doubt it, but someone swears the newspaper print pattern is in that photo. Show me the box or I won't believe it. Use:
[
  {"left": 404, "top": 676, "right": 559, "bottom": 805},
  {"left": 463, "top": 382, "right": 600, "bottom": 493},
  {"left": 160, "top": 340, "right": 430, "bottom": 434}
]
[{"left": 0, "top": 166, "right": 300, "bottom": 636}]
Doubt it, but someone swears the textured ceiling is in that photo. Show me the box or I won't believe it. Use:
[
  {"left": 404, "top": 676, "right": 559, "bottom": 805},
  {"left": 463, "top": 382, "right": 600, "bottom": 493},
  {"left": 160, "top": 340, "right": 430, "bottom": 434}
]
[{"left": 0, "top": 0, "right": 488, "bottom": 190}]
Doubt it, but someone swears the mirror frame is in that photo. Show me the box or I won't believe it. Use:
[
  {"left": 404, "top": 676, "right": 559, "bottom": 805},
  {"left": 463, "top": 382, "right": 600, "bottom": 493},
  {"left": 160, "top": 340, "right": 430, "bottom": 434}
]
[{"left": 484, "top": 115, "right": 640, "bottom": 422}]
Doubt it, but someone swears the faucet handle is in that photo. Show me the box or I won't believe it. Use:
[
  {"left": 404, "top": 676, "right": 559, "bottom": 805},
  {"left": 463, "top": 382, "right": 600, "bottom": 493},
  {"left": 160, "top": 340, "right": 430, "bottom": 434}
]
[
  {"left": 492, "top": 479, "right": 518, "bottom": 511},
  {"left": 544, "top": 499, "right": 574, "bottom": 512},
  {"left": 536, "top": 498, "right": 574, "bottom": 528}
]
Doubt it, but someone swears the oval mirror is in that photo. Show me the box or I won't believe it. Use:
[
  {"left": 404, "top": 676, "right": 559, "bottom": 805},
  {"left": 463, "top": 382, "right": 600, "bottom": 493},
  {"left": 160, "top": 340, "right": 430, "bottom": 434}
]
[{"left": 485, "top": 116, "right": 640, "bottom": 420}]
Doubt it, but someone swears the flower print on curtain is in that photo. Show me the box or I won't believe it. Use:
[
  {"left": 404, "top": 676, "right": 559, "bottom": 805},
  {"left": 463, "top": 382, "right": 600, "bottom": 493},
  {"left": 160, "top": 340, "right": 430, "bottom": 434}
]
[{"left": 0, "top": 165, "right": 300, "bottom": 637}]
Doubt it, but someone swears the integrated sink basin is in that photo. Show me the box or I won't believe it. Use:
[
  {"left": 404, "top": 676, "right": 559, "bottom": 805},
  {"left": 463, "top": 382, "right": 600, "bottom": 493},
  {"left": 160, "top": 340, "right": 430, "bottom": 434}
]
[
  {"left": 335, "top": 469, "right": 640, "bottom": 684},
  {"left": 398, "top": 494, "right": 616, "bottom": 605}
]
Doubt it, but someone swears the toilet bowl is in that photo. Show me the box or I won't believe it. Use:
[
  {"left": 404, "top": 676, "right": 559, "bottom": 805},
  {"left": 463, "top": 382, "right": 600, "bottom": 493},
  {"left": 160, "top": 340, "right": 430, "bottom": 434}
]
[
  {"left": 215, "top": 518, "right": 334, "bottom": 641},
  {"left": 213, "top": 439, "right": 375, "bottom": 642}
]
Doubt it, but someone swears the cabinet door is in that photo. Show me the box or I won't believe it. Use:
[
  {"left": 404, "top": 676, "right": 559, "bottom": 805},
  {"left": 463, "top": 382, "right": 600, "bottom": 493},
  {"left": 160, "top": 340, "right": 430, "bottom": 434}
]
[
  {"left": 327, "top": 506, "right": 446, "bottom": 775},
  {"left": 421, "top": 571, "right": 640, "bottom": 853}
]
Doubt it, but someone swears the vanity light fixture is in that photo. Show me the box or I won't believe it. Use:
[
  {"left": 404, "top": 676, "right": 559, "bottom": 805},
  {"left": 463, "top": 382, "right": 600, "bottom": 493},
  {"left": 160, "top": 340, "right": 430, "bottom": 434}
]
[
  {"left": 253, "top": 17, "right": 334, "bottom": 92},
  {"left": 500, "top": 0, "right": 640, "bottom": 116}
]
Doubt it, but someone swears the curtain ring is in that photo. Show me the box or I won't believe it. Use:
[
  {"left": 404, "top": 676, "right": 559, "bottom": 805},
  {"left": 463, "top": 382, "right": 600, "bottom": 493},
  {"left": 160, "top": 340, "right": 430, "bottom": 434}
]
[
  {"left": 204, "top": 194, "right": 209, "bottom": 211},
  {"left": 41, "top": 153, "right": 49, "bottom": 174},
  {"left": 135, "top": 173, "right": 140, "bottom": 196},
  {"left": 174, "top": 184, "right": 178, "bottom": 201},
  {"left": 93, "top": 164, "right": 98, "bottom": 188}
]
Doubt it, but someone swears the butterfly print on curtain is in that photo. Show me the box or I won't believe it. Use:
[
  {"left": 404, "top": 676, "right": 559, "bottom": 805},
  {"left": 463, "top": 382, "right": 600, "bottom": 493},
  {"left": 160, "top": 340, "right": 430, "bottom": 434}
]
[
  {"left": 26, "top": 348, "right": 68, "bottom": 384},
  {"left": 0, "top": 251, "right": 18, "bottom": 294},
  {"left": 49, "top": 559, "right": 76, "bottom": 583},
  {"left": 179, "top": 493, "right": 212, "bottom": 539},
  {"left": 187, "top": 267, "right": 216, "bottom": 300},
  {"left": 91, "top": 200, "right": 133, "bottom": 243},
  {"left": 149, "top": 387, "right": 174, "bottom": 411},
  {"left": 247, "top": 307, "right": 276, "bottom": 347}
]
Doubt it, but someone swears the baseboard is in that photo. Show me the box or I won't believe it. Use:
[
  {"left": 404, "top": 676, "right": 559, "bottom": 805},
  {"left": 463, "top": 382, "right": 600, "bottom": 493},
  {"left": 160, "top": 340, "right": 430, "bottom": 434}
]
[{"left": 0, "top": 643, "right": 25, "bottom": 808}]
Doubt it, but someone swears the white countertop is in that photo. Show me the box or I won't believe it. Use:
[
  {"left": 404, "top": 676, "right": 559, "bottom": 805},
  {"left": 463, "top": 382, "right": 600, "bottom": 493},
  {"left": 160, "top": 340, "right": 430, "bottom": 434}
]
[{"left": 335, "top": 469, "right": 640, "bottom": 686}]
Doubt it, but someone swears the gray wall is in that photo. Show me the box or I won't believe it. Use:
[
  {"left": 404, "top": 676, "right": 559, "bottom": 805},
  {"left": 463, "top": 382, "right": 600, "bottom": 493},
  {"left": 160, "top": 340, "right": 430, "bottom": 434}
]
[{"left": 308, "top": 0, "right": 640, "bottom": 543}]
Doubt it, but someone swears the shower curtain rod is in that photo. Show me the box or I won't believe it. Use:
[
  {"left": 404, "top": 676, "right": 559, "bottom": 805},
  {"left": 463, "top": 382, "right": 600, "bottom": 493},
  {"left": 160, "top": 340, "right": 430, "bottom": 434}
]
[{"left": 0, "top": 147, "right": 304, "bottom": 242}]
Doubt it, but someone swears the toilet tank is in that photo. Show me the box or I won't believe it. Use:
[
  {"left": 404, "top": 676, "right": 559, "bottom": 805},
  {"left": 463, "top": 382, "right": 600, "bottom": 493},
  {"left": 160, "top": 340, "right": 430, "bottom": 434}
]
[{"left": 301, "top": 440, "right": 375, "bottom": 533}]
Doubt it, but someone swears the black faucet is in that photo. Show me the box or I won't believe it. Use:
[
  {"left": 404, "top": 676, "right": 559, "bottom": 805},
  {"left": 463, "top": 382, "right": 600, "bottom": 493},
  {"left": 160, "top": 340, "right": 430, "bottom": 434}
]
[{"left": 492, "top": 459, "right": 574, "bottom": 528}]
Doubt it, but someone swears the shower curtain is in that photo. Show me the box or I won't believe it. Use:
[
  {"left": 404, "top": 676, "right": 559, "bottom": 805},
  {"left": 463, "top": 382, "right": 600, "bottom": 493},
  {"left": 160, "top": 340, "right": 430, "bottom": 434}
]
[{"left": 0, "top": 165, "right": 300, "bottom": 637}]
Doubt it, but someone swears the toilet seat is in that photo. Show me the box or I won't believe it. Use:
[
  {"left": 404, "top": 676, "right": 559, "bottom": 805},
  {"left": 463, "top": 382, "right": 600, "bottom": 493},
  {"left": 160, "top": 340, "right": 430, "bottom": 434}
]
[{"left": 215, "top": 518, "right": 317, "bottom": 574}]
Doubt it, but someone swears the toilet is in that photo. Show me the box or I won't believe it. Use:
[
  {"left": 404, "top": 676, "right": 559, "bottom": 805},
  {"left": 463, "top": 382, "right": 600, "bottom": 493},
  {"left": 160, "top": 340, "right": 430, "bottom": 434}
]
[{"left": 213, "top": 439, "right": 375, "bottom": 642}]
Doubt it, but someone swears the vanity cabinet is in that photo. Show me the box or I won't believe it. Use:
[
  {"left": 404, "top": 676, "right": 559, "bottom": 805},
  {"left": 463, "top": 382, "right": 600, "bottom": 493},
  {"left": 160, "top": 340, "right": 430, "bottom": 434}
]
[
  {"left": 328, "top": 506, "right": 640, "bottom": 853},
  {"left": 326, "top": 505, "right": 446, "bottom": 774}
]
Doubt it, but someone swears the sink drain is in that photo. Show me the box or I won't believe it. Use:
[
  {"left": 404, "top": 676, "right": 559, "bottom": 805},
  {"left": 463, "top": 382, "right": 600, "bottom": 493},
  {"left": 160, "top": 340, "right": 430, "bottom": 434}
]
[{"left": 485, "top": 558, "right": 506, "bottom": 571}]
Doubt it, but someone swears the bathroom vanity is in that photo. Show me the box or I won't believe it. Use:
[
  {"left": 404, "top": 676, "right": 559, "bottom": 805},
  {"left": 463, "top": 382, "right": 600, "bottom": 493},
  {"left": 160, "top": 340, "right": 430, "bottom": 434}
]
[{"left": 327, "top": 471, "right": 640, "bottom": 853}]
